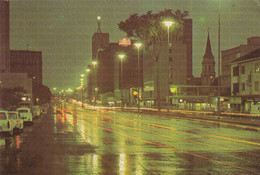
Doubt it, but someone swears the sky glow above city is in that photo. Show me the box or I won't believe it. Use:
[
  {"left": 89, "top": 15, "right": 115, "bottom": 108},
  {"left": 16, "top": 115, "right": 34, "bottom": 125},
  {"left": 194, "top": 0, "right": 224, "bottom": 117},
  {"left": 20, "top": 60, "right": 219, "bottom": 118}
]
[{"left": 9, "top": 0, "right": 260, "bottom": 90}]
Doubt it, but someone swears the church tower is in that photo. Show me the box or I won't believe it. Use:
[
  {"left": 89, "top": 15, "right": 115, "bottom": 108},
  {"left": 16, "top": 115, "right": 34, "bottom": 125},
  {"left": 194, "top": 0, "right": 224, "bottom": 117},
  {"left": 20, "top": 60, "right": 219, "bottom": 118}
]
[{"left": 201, "top": 30, "right": 215, "bottom": 86}]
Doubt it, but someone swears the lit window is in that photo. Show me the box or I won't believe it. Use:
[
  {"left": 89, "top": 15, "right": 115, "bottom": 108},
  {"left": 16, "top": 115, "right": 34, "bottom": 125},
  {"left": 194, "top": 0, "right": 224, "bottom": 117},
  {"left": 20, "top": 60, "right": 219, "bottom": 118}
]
[{"left": 255, "top": 63, "right": 260, "bottom": 73}]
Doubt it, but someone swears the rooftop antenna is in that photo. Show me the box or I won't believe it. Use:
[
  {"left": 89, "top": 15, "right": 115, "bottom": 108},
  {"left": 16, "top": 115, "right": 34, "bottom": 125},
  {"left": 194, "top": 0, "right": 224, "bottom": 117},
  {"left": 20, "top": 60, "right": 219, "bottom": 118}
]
[{"left": 97, "top": 16, "right": 102, "bottom": 33}]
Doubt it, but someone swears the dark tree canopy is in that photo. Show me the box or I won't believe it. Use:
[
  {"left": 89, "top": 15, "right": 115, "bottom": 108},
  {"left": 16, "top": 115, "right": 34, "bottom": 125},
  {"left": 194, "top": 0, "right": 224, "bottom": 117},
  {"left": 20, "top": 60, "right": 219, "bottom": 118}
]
[
  {"left": 0, "top": 87, "right": 27, "bottom": 110},
  {"left": 118, "top": 9, "right": 189, "bottom": 61},
  {"left": 33, "top": 84, "right": 52, "bottom": 104}
]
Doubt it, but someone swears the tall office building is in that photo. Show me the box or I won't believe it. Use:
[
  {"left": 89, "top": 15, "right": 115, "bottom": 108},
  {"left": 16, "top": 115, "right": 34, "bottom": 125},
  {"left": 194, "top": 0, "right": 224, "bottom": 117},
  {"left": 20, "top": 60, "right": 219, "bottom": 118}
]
[
  {"left": 0, "top": 1, "right": 33, "bottom": 103},
  {"left": 143, "top": 18, "right": 192, "bottom": 106},
  {"left": 10, "top": 50, "right": 43, "bottom": 85},
  {"left": 0, "top": 0, "right": 10, "bottom": 72},
  {"left": 183, "top": 19, "right": 193, "bottom": 79}
]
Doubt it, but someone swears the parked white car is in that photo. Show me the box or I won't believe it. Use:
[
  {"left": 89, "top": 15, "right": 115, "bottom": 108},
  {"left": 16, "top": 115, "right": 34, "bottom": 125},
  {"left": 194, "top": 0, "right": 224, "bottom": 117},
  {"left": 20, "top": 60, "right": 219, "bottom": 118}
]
[
  {"left": 8, "top": 111, "right": 24, "bottom": 132},
  {"left": 0, "top": 110, "right": 15, "bottom": 136},
  {"left": 17, "top": 107, "right": 33, "bottom": 123}
]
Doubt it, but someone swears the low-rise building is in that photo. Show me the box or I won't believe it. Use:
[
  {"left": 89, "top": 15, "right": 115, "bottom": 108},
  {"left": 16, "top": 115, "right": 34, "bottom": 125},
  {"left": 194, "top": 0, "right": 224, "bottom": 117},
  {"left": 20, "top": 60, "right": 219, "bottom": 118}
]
[
  {"left": 222, "top": 37, "right": 260, "bottom": 94},
  {"left": 230, "top": 48, "right": 260, "bottom": 113}
]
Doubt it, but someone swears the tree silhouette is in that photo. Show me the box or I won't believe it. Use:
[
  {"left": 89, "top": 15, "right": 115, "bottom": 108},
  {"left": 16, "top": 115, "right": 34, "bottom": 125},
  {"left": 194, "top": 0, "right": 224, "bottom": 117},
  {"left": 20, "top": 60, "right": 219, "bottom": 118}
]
[{"left": 118, "top": 9, "right": 189, "bottom": 110}]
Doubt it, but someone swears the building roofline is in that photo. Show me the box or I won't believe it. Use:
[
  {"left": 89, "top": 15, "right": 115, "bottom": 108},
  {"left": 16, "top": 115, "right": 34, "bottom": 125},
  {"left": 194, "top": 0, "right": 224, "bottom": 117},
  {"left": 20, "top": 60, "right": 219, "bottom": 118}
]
[
  {"left": 231, "top": 48, "right": 260, "bottom": 64},
  {"left": 10, "top": 50, "right": 42, "bottom": 53}
]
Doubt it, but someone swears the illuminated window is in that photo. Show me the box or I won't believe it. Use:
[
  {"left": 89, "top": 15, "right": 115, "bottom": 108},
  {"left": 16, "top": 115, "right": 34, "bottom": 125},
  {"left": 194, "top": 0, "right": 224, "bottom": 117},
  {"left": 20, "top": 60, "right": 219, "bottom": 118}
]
[{"left": 255, "top": 63, "right": 260, "bottom": 73}]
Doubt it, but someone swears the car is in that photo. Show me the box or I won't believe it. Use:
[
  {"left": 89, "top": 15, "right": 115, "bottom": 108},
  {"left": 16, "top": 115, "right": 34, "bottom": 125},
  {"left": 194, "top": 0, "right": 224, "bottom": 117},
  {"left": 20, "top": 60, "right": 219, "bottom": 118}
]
[
  {"left": 0, "top": 110, "right": 15, "bottom": 136},
  {"left": 8, "top": 111, "right": 24, "bottom": 133},
  {"left": 17, "top": 107, "right": 33, "bottom": 123}
]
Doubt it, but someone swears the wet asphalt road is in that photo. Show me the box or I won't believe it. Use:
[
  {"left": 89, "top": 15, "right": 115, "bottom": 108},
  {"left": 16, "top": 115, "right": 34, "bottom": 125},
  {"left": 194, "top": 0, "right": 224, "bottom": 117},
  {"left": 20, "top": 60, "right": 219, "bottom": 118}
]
[{"left": 0, "top": 102, "right": 260, "bottom": 175}]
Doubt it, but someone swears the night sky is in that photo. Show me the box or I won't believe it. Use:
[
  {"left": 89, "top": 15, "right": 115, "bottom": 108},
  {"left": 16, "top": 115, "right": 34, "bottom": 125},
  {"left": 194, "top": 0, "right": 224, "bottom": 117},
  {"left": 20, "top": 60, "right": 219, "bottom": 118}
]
[{"left": 9, "top": 0, "right": 260, "bottom": 90}]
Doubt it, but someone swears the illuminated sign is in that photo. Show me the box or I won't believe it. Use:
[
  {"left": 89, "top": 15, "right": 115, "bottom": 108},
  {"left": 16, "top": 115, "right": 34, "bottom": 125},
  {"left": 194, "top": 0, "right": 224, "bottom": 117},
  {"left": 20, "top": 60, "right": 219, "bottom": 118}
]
[{"left": 119, "top": 38, "right": 131, "bottom": 47}]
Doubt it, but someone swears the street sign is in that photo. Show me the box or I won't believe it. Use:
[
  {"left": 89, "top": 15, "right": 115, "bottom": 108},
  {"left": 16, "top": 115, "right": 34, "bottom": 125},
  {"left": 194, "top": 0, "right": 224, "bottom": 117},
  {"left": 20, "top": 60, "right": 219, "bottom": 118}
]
[{"left": 119, "top": 38, "right": 131, "bottom": 47}]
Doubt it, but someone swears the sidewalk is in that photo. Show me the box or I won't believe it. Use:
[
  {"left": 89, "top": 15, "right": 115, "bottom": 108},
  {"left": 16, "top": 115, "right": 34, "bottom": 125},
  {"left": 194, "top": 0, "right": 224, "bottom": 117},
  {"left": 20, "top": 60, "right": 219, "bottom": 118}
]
[
  {"left": 105, "top": 106, "right": 260, "bottom": 128},
  {"left": 75, "top": 102, "right": 260, "bottom": 128}
]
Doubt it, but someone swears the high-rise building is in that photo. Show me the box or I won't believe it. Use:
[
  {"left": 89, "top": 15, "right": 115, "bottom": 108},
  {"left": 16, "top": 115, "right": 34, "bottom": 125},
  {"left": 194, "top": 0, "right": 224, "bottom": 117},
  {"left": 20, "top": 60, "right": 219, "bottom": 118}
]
[
  {"left": 0, "top": 0, "right": 10, "bottom": 72},
  {"left": 183, "top": 19, "right": 193, "bottom": 79},
  {"left": 10, "top": 50, "right": 43, "bottom": 85},
  {"left": 0, "top": 1, "right": 33, "bottom": 106},
  {"left": 142, "top": 18, "right": 192, "bottom": 107}
]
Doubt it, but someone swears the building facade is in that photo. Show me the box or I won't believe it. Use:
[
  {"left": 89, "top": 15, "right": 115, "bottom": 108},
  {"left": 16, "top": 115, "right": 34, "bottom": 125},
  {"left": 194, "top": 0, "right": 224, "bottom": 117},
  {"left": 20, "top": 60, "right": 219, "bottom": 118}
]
[
  {"left": 0, "top": 0, "right": 10, "bottom": 72},
  {"left": 10, "top": 50, "right": 42, "bottom": 85},
  {"left": 142, "top": 18, "right": 192, "bottom": 108},
  {"left": 221, "top": 37, "right": 260, "bottom": 94},
  {"left": 0, "top": 1, "right": 33, "bottom": 105},
  {"left": 230, "top": 48, "right": 260, "bottom": 113}
]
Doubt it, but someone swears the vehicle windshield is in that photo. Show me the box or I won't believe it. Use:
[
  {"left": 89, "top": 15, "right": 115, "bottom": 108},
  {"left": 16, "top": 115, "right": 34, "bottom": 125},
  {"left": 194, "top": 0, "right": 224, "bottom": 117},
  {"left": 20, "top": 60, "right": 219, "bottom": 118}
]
[
  {"left": 8, "top": 113, "right": 18, "bottom": 119},
  {"left": 0, "top": 113, "right": 7, "bottom": 120}
]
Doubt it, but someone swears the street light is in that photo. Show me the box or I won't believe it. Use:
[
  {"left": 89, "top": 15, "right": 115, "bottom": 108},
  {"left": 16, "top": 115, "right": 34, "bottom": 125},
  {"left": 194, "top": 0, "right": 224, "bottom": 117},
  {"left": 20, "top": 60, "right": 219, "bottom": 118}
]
[
  {"left": 118, "top": 54, "right": 125, "bottom": 109},
  {"left": 80, "top": 75, "right": 85, "bottom": 107},
  {"left": 163, "top": 20, "right": 174, "bottom": 112},
  {"left": 134, "top": 43, "right": 142, "bottom": 112},
  {"left": 92, "top": 61, "right": 98, "bottom": 109},
  {"left": 217, "top": 0, "right": 221, "bottom": 116}
]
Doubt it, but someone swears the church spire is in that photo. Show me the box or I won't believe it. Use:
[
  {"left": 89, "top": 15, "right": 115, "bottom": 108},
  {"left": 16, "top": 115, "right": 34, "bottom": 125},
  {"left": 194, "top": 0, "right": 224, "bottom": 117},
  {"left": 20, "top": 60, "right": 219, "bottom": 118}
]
[{"left": 203, "top": 30, "right": 214, "bottom": 59}]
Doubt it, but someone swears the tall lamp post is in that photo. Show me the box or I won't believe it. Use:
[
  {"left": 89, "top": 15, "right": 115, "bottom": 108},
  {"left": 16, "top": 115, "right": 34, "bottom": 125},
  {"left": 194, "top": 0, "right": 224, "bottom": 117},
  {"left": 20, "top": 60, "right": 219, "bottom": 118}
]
[
  {"left": 80, "top": 74, "right": 85, "bottom": 107},
  {"left": 163, "top": 20, "right": 174, "bottom": 112},
  {"left": 134, "top": 43, "right": 142, "bottom": 112},
  {"left": 85, "top": 68, "right": 90, "bottom": 103},
  {"left": 118, "top": 54, "right": 125, "bottom": 109},
  {"left": 217, "top": 0, "right": 221, "bottom": 116},
  {"left": 92, "top": 61, "right": 97, "bottom": 109}
]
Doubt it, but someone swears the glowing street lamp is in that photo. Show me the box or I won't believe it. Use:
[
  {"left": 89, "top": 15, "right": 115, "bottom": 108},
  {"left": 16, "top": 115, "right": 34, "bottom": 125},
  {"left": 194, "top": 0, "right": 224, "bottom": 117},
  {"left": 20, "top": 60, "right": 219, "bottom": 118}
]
[
  {"left": 118, "top": 54, "right": 125, "bottom": 109},
  {"left": 92, "top": 61, "right": 98, "bottom": 109},
  {"left": 118, "top": 54, "right": 125, "bottom": 90},
  {"left": 134, "top": 43, "right": 142, "bottom": 112},
  {"left": 80, "top": 75, "right": 85, "bottom": 107},
  {"left": 163, "top": 20, "right": 174, "bottom": 112}
]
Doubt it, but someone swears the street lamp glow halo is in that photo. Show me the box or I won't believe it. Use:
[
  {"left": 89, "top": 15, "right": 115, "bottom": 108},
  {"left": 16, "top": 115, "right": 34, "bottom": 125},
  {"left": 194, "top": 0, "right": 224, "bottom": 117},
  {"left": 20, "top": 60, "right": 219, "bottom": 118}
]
[
  {"left": 92, "top": 61, "right": 97, "bottom": 65},
  {"left": 134, "top": 43, "right": 142, "bottom": 48},
  {"left": 163, "top": 21, "right": 175, "bottom": 27},
  {"left": 118, "top": 54, "right": 125, "bottom": 60}
]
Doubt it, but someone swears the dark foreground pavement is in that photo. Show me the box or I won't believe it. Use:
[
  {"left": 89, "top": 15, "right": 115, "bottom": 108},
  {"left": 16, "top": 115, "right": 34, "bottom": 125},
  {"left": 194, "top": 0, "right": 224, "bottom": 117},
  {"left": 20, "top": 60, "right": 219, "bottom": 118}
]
[
  {"left": 0, "top": 107, "right": 95, "bottom": 175},
  {"left": 1, "top": 103, "right": 260, "bottom": 174}
]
